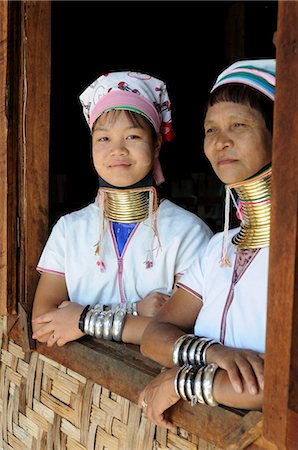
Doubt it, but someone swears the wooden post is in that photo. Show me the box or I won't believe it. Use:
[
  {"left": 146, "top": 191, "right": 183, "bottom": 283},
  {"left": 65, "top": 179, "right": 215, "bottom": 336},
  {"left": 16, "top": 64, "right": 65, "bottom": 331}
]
[
  {"left": 263, "top": 2, "right": 298, "bottom": 449},
  {"left": 0, "top": 1, "right": 19, "bottom": 314},
  {"left": 18, "top": 1, "right": 51, "bottom": 308}
]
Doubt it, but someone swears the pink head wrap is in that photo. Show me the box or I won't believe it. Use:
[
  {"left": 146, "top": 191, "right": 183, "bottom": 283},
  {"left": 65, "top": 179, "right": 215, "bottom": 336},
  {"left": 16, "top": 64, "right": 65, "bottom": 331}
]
[{"left": 79, "top": 71, "right": 175, "bottom": 184}]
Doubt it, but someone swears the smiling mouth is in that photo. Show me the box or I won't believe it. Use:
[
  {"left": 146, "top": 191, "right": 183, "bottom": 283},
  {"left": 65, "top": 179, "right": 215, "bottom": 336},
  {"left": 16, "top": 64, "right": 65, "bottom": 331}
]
[{"left": 109, "top": 162, "right": 131, "bottom": 168}]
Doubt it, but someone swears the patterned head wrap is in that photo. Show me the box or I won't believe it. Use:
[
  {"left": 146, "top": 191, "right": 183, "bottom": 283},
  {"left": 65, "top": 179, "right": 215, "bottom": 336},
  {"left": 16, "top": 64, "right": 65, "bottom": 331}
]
[
  {"left": 210, "top": 59, "right": 276, "bottom": 100},
  {"left": 79, "top": 71, "right": 175, "bottom": 184}
]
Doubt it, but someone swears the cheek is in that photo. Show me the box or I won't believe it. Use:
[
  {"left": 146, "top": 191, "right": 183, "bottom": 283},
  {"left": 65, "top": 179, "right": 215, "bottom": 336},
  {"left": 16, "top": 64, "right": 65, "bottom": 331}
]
[
  {"left": 203, "top": 142, "right": 214, "bottom": 163},
  {"left": 250, "top": 136, "right": 272, "bottom": 168},
  {"left": 92, "top": 150, "right": 104, "bottom": 168},
  {"left": 138, "top": 149, "right": 155, "bottom": 167}
]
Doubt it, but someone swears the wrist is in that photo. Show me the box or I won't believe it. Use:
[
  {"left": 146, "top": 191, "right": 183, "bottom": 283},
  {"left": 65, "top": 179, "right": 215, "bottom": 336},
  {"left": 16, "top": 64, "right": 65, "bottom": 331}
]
[{"left": 206, "top": 343, "right": 223, "bottom": 364}]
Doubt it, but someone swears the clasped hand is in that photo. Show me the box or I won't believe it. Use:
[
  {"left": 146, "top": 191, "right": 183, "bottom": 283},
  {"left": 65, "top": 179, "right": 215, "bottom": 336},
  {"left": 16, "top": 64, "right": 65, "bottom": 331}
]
[
  {"left": 138, "top": 366, "right": 180, "bottom": 431},
  {"left": 207, "top": 344, "right": 264, "bottom": 395},
  {"left": 32, "top": 301, "right": 85, "bottom": 347},
  {"left": 137, "top": 292, "right": 170, "bottom": 317}
]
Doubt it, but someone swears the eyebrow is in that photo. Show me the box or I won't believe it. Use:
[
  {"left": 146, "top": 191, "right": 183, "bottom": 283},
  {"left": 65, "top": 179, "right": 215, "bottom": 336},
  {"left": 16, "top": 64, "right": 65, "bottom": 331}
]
[{"left": 204, "top": 113, "right": 255, "bottom": 125}]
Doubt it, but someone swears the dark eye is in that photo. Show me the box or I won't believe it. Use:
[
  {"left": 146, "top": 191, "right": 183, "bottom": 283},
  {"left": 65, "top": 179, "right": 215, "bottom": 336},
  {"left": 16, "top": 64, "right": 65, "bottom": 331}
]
[
  {"left": 234, "top": 122, "right": 246, "bottom": 128},
  {"left": 98, "top": 136, "right": 109, "bottom": 142},
  {"left": 127, "top": 134, "right": 140, "bottom": 140},
  {"left": 205, "top": 127, "right": 216, "bottom": 135}
]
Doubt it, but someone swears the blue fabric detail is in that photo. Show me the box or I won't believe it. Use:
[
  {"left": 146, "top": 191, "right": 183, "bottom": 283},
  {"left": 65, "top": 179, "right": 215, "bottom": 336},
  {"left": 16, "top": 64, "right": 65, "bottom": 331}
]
[{"left": 112, "top": 222, "right": 137, "bottom": 256}]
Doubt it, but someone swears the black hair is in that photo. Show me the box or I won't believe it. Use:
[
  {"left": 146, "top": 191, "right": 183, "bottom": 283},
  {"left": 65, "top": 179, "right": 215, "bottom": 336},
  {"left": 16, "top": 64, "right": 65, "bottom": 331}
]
[{"left": 205, "top": 84, "right": 274, "bottom": 134}]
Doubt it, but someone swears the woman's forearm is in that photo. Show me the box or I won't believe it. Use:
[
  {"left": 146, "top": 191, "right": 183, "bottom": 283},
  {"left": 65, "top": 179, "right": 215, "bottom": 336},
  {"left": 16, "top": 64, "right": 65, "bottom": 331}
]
[
  {"left": 141, "top": 321, "right": 185, "bottom": 367},
  {"left": 213, "top": 368, "right": 263, "bottom": 410},
  {"left": 121, "top": 315, "right": 152, "bottom": 345}
]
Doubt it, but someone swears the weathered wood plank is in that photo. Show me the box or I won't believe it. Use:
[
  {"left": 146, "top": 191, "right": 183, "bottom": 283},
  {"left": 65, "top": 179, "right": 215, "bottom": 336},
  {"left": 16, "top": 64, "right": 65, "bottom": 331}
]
[
  {"left": 0, "top": 0, "right": 9, "bottom": 316},
  {"left": 263, "top": 2, "right": 298, "bottom": 448},
  {"left": 286, "top": 410, "right": 298, "bottom": 450},
  {"left": 0, "top": 0, "right": 19, "bottom": 315},
  {"left": 18, "top": 1, "right": 51, "bottom": 309}
]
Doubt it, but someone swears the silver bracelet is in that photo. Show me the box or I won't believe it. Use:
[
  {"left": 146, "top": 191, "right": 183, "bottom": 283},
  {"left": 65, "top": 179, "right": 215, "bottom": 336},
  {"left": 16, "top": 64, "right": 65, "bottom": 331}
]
[
  {"left": 112, "top": 309, "right": 126, "bottom": 342},
  {"left": 182, "top": 337, "right": 196, "bottom": 365},
  {"left": 131, "top": 302, "right": 138, "bottom": 316},
  {"left": 194, "top": 338, "right": 208, "bottom": 366},
  {"left": 102, "top": 311, "right": 114, "bottom": 340},
  {"left": 194, "top": 366, "right": 206, "bottom": 404},
  {"left": 172, "top": 334, "right": 195, "bottom": 366},
  {"left": 84, "top": 309, "right": 94, "bottom": 335},
  {"left": 177, "top": 365, "right": 192, "bottom": 401},
  {"left": 126, "top": 302, "right": 133, "bottom": 315},
  {"left": 125, "top": 302, "right": 138, "bottom": 316},
  {"left": 188, "top": 338, "right": 203, "bottom": 366},
  {"left": 94, "top": 312, "right": 105, "bottom": 339},
  {"left": 88, "top": 310, "right": 101, "bottom": 337},
  {"left": 94, "top": 304, "right": 104, "bottom": 312},
  {"left": 185, "top": 366, "right": 200, "bottom": 406},
  {"left": 174, "top": 367, "right": 182, "bottom": 397},
  {"left": 201, "top": 363, "right": 219, "bottom": 407}
]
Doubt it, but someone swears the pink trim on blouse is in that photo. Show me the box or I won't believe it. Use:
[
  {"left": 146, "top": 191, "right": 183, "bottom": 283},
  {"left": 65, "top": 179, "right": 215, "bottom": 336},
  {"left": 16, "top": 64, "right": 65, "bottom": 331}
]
[
  {"left": 36, "top": 267, "right": 65, "bottom": 276},
  {"left": 176, "top": 282, "right": 203, "bottom": 301}
]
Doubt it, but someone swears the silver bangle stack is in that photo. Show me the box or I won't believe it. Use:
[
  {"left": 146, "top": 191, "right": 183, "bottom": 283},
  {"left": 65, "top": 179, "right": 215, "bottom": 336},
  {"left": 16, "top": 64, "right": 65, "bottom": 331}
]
[
  {"left": 174, "top": 363, "right": 219, "bottom": 407},
  {"left": 83, "top": 304, "right": 127, "bottom": 342},
  {"left": 172, "top": 334, "right": 222, "bottom": 367},
  {"left": 110, "top": 301, "right": 138, "bottom": 316}
]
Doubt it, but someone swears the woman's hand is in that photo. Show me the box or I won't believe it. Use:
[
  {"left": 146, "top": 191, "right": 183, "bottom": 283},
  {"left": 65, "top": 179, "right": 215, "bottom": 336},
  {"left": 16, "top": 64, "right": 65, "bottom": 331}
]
[
  {"left": 207, "top": 344, "right": 264, "bottom": 395},
  {"left": 138, "top": 367, "right": 180, "bottom": 431},
  {"left": 32, "top": 301, "right": 85, "bottom": 347},
  {"left": 137, "top": 292, "right": 170, "bottom": 317}
]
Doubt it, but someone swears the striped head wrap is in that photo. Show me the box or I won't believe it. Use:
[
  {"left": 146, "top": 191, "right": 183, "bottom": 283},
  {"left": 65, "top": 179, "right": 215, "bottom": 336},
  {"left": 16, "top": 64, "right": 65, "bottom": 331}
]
[{"left": 210, "top": 59, "right": 276, "bottom": 100}]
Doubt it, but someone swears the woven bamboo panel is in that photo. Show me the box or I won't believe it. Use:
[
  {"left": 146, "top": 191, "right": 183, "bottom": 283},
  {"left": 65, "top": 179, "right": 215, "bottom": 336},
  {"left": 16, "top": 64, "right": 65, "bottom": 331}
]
[{"left": 0, "top": 317, "right": 222, "bottom": 450}]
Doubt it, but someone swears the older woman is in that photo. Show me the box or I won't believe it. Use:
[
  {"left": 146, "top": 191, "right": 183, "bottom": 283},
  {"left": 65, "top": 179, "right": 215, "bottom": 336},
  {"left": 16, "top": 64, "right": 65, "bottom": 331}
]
[{"left": 138, "top": 59, "right": 275, "bottom": 430}]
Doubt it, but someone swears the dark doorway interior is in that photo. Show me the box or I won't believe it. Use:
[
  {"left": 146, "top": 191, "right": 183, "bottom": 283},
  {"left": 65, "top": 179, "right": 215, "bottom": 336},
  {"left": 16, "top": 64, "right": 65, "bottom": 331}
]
[{"left": 50, "top": 0, "right": 277, "bottom": 231}]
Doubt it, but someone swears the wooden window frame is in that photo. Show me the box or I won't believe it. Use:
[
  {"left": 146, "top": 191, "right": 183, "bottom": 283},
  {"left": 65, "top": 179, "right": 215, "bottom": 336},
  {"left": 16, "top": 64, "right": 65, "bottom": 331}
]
[{"left": 2, "top": 1, "right": 298, "bottom": 448}]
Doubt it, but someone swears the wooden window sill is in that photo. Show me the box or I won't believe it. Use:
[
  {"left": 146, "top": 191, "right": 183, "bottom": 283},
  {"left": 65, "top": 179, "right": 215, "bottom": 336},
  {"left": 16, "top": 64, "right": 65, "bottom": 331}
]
[{"left": 7, "top": 312, "right": 264, "bottom": 449}]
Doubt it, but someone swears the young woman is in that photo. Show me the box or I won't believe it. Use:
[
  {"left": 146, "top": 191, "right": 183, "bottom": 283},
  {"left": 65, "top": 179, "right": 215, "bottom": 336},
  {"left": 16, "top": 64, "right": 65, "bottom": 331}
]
[
  {"left": 31, "top": 71, "right": 212, "bottom": 347},
  {"left": 138, "top": 59, "right": 275, "bottom": 430}
]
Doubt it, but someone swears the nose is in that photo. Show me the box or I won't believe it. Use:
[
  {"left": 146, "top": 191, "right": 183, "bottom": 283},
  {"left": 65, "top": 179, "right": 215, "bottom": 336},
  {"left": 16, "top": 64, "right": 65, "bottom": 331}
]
[
  {"left": 110, "top": 141, "right": 129, "bottom": 156},
  {"left": 214, "top": 130, "right": 233, "bottom": 151}
]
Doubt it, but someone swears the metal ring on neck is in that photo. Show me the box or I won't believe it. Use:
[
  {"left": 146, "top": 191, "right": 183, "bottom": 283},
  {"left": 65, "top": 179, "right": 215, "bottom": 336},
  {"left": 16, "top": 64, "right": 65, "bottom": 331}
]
[
  {"left": 99, "top": 187, "right": 158, "bottom": 223},
  {"left": 231, "top": 169, "right": 271, "bottom": 249}
]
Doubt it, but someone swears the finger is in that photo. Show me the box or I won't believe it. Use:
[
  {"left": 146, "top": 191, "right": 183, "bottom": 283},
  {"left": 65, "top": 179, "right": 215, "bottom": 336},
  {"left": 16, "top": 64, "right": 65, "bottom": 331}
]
[
  {"left": 32, "top": 315, "right": 52, "bottom": 325},
  {"left": 47, "top": 332, "right": 59, "bottom": 347},
  {"left": 225, "top": 363, "right": 244, "bottom": 393},
  {"left": 148, "top": 408, "right": 176, "bottom": 432},
  {"left": 161, "top": 417, "right": 176, "bottom": 432},
  {"left": 247, "top": 354, "right": 264, "bottom": 390},
  {"left": 237, "top": 359, "right": 259, "bottom": 395},
  {"left": 155, "top": 416, "right": 176, "bottom": 431},
  {"left": 56, "top": 337, "right": 67, "bottom": 347},
  {"left": 138, "top": 401, "right": 145, "bottom": 409},
  {"left": 32, "top": 334, "right": 49, "bottom": 343},
  {"left": 138, "top": 391, "right": 146, "bottom": 409},
  {"left": 58, "top": 301, "right": 70, "bottom": 309},
  {"left": 32, "top": 324, "right": 54, "bottom": 340}
]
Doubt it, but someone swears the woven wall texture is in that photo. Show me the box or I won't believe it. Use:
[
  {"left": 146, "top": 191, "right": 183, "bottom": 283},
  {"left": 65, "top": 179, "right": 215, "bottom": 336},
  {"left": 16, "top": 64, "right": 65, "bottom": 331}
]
[{"left": 0, "top": 317, "right": 221, "bottom": 450}]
